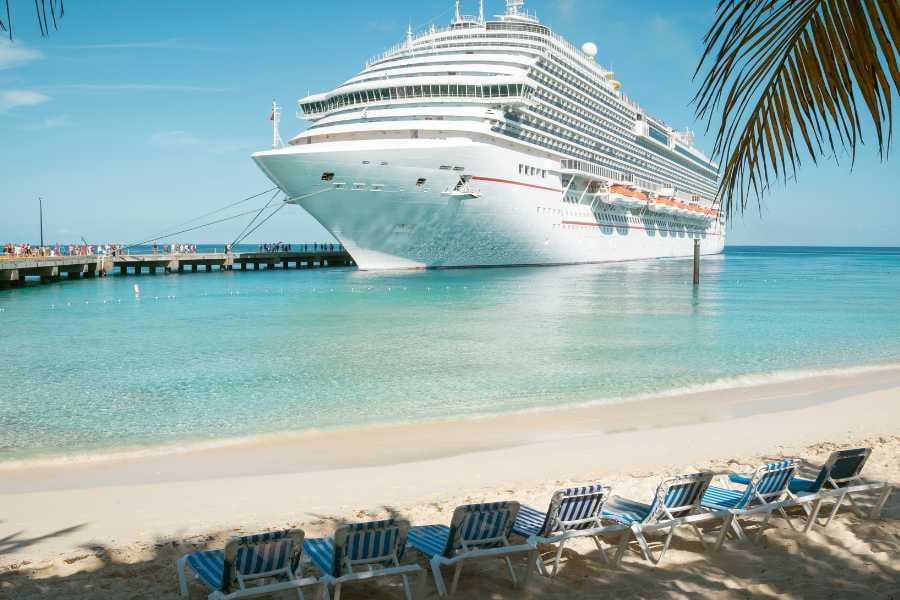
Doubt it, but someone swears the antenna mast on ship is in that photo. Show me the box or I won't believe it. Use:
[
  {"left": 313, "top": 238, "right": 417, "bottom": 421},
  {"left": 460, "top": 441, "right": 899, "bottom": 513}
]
[
  {"left": 506, "top": 0, "right": 525, "bottom": 16},
  {"left": 270, "top": 98, "right": 283, "bottom": 149}
]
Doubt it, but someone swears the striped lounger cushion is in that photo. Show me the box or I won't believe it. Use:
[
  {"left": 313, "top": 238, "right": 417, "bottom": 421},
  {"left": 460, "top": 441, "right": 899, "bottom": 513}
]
[
  {"left": 303, "top": 538, "right": 337, "bottom": 576},
  {"left": 511, "top": 505, "right": 547, "bottom": 538},
  {"left": 186, "top": 550, "right": 227, "bottom": 590},
  {"left": 601, "top": 497, "right": 654, "bottom": 525},
  {"left": 306, "top": 519, "right": 406, "bottom": 576},
  {"left": 701, "top": 486, "right": 746, "bottom": 509},
  {"left": 407, "top": 524, "right": 451, "bottom": 558}
]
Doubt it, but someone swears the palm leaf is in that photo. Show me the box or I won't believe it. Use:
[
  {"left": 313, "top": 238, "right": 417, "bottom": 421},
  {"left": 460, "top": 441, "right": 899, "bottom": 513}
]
[
  {"left": 693, "top": 0, "right": 900, "bottom": 219},
  {"left": 2, "top": 0, "right": 64, "bottom": 40}
]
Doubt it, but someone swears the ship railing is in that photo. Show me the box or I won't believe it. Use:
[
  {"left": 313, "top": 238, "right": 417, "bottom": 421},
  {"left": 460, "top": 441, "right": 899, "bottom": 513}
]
[{"left": 560, "top": 159, "right": 631, "bottom": 183}]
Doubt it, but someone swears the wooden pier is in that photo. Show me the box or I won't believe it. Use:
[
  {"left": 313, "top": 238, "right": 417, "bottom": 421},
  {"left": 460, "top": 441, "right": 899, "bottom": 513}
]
[{"left": 0, "top": 249, "right": 355, "bottom": 288}]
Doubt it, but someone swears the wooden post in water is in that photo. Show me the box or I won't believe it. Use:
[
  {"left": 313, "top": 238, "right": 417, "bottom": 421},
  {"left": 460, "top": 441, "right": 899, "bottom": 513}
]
[{"left": 693, "top": 239, "right": 700, "bottom": 285}]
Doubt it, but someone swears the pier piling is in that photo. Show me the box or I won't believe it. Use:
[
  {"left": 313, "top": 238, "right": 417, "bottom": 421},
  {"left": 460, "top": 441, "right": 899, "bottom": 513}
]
[{"left": 693, "top": 239, "right": 700, "bottom": 285}]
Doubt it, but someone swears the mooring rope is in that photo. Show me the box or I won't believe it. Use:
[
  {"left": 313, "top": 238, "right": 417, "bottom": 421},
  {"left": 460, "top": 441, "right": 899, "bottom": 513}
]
[
  {"left": 126, "top": 187, "right": 279, "bottom": 249},
  {"left": 126, "top": 208, "right": 267, "bottom": 249},
  {"left": 232, "top": 203, "right": 288, "bottom": 247},
  {"left": 229, "top": 189, "right": 283, "bottom": 248},
  {"left": 230, "top": 188, "right": 334, "bottom": 247}
]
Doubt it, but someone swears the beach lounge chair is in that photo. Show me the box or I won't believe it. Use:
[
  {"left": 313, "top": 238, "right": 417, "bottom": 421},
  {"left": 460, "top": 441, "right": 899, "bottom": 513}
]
[
  {"left": 701, "top": 459, "right": 798, "bottom": 546},
  {"left": 730, "top": 448, "right": 892, "bottom": 532},
  {"left": 600, "top": 471, "right": 722, "bottom": 564},
  {"left": 176, "top": 529, "right": 319, "bottom": 600},
  {"left": 302, "top": 518, "right": 421, "bottom": 600},
  {"left": 512, "top": 483, "right": 628, "bottom": 576},
  {"left": 408, "top": 501, "right": 534, "bottom": 597}
]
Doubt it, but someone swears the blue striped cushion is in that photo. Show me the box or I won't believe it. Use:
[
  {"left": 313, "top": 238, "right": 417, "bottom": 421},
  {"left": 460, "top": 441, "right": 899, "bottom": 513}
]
[
  {"left": 408, "top": 524, "right": 450, "bottom": 559},
  {"left": 757, "top": 460, "right": 796, "bottom": 496},
  {"left": 664, "top": 480, "right": 706, "bottom": 510},
  {"left": 512, "top": 504, "right": 546, "bottom": 538},
  {"left": 643, "top": 474, "right": 712, "bottom": 520},
  {"left": 449, "top": 502, "right": 515, "bottom": 555},
  {"left": 303, "top": 537, "right": 335, "bottom": 577},
  {"left": 186, "top": 550, "right": 225, "bottom": 590},
  {"left": 342, "top": 521, "right": 400, "bottom": 563},
  {"left": 601, "top": 496, "right": 653, "bottom": 524},
  {"left": 555, "top": 484, "right": 606, "bottom": 531},
  {"left": 233, "top": 535, "right": 293, "bottom": 576},
  {"left": 701, "top": 486, "right": 745, "bottom": 509}
]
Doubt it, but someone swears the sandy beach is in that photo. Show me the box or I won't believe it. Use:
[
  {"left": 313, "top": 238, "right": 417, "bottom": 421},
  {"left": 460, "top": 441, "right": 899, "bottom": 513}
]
[{"left": 1, "top": 365, "right": 898, "bottom": 598}]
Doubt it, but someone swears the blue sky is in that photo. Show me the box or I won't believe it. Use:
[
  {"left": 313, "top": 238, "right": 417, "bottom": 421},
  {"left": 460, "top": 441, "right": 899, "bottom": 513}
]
[{"left": 1, "top": 0, "right": 897, "bottom": 246}]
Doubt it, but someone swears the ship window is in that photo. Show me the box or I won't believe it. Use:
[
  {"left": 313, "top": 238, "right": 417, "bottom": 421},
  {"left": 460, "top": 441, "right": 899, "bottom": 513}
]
[
  {"left": 416, "top": 178, "right": 427, "bottom": 187},
  {"left": 353, "top": 183, "right": 365, "bottom": 190},
  {"left": 467, "top": 85, "right": 476, "bottom": 96},
  {"left": 321, "top": 172, "right": 335, "bottom": 181},
  {"left": 453, "top": 166, "right": 465, "bottom": 171},
  {"left": 440, "top": 165, "right": 452, "bottom": 170}
]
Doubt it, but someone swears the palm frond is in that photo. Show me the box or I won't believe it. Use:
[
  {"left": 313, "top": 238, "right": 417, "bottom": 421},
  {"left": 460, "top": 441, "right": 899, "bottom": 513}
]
[
  {"left": 2, "top": 0, "right": 64, "bottom": 40},
  {"left": 694, "top": 0, "right": 900, "bottom": 219},
  {"left": 1, "top": 1, "right": 10, "bottom": 39}
]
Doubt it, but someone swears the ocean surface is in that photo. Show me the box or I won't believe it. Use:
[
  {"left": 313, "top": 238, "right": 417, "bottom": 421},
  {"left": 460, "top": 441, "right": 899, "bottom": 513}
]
[{"left": 1, "top": 246, "right": 898, "bottom": 464}]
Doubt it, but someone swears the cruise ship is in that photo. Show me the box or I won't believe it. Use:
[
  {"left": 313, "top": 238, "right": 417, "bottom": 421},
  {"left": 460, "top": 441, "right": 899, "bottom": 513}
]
[{"left": 252, "top": 0, "right": 725, "bottom": 270}]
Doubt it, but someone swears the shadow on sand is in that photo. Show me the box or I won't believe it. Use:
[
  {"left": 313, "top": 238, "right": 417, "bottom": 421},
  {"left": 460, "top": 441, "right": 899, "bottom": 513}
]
[{"left": 0, "top": 475, "right": 897, "bottom": 599}]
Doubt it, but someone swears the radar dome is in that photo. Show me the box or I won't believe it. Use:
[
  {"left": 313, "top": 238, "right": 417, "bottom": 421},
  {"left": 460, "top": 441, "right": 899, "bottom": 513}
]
[{"left": 581, "top": 42, "right": 598, "bottom": 58}]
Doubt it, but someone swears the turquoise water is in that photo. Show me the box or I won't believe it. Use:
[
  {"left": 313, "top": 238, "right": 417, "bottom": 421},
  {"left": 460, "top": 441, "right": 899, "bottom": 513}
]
[{"left": 1, "top": 246, "right": 898, "bottom": 463}]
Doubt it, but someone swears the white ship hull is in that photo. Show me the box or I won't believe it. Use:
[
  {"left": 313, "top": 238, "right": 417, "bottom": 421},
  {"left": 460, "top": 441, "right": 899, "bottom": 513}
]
[{"left": 253, "top": 138, "right": 725, "bottom": 270}]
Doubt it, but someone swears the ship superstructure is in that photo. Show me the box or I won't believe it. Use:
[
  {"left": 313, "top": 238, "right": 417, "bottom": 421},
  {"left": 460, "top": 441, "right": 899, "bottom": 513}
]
[{"left": 253, "top": 0, "right": 724, "bottom": 269}]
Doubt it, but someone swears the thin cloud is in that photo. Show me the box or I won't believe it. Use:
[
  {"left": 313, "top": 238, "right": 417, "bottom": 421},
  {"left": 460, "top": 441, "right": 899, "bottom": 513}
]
[
  {"left": 0, "top": 89, "right": 50, "bottom": 113},
  {"left": 0, "top": 39, "right": 43, "bottom": 70},
  {"left": 52, "top": 39, "right": 182, "bottom": 50},
  {"left": 50, "top": 38, "right": 225, "bottom": 51},
  {"left": 150, "top": 130, "right": 253, "bottom": 154},
  {"left": 47, "top": 83, "right": 233, "bottom": 92},
  {"left": 557, "top": 0, "right": 578, "bottom": 19},
  {"left": 150, "top": 130, "right": 204, "bottom": 146},
  {"left": 19, "top": 114, "right": 69, "bottom": 129}
]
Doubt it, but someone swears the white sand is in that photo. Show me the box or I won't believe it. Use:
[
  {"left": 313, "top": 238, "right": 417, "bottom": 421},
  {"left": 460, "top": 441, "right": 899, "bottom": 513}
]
[{"left": 1, "top": 366, "right": 898, "bottom": 598}]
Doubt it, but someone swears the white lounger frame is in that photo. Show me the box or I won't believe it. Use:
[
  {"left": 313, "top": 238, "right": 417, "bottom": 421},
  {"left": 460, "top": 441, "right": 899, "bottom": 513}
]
[
  {"left": 527, "top": 521, "right": 630, "bottom": 574},
  {"left": 428, "top": 537, "right": 535, "bottom": 597},
  {"left": 792, "top": 481, "right": 893, "bottom": 532}
]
